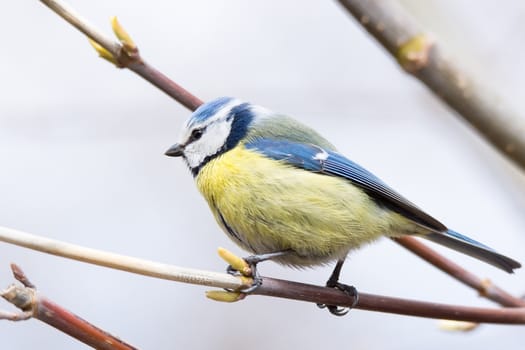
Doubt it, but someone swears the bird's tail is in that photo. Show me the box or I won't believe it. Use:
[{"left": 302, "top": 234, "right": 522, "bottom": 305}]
[{"left": 423, "top": 229, "right": 521, "bottom": 273}]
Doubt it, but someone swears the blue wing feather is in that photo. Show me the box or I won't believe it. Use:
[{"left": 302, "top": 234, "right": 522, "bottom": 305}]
[
  {"left": 244, "top": 138, "right": 520, "bottom": 272},
  {"left": 245, "top": 139, "right": 447, "bottom": 232}
]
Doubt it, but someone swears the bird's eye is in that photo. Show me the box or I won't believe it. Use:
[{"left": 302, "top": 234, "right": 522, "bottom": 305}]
[{"left": 191, "top": 128, "right": 203, "bottom": 141}]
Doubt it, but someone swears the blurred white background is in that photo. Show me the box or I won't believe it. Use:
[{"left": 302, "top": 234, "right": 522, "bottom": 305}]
[{"left": 1, "top": 0, "right": 525, "bottom": 349}]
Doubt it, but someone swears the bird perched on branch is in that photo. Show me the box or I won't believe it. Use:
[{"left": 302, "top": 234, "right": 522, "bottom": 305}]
[{"left": 165, "top": 97, "right": 520, "bottom": 315}]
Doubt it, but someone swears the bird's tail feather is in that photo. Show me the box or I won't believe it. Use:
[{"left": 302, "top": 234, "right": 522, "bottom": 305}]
[{"left": 423, "top": 229, "right": 521, "bottom": 273}]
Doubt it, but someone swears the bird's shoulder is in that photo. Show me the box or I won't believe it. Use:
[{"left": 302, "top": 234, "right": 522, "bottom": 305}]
[{"left": 247, "top": 114, "right": 337, "bottom": 151}]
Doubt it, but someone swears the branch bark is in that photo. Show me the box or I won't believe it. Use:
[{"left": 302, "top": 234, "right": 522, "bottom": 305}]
[
  {"left": 395, "top": 237, "right": 525, "bottom": 307},
  {"left": 2, "top": 265, "right": 138, "bottom": 349},
  {"left": 0, "top": 226, "right": 241, "bottom": 291},
  {"left": 40, "top": 0, "right": 203, "bottom": 111},
  {"left": 337, "top": 0, "right": 525, "bottom": 170},
  {"left": 2, "top": 226, "right": 525, "bottom": 324},
  {"left": 256, "top": 278, "right": 525, "bottom": 324}
]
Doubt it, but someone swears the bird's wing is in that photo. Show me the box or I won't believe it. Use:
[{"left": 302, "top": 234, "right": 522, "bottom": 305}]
[{"left": 245, "top": 139, "right": 447, "bottom": 232}]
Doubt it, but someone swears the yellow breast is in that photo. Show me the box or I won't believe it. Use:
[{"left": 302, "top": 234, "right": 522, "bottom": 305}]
[{"left": 195, "top": 144, "right": 403, "bottom": 266}]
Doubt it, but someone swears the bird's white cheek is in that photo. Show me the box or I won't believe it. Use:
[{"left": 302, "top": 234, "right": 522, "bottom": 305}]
[
  {"left": 183, "top": 145, "right": 206, "bottom": 169},
  {"left": 180, "top": 120, "right": 233, "bottom": 169},
  {"left": 177, "top": 133, "right": 200, "bottom": 169},
  {"left": 205, "top": 122, "right": 232, "bottom": 152}
]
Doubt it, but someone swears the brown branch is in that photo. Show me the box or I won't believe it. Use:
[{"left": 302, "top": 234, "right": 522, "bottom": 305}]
[
  {"left": 395, "top": 237, "right": 525, "bottom": 308},
  {"left": 128, "top": 61, "right": 203, "bottom": 111},
  {"left": 337, "top": 0, "right": 525, "bottom": 170},
  {"left": 255, "top": 277, "right": 525, "bottom": 324},
  {"left": 39, "top": 0, "right": 203, "bottom": 111},
  {"left": 1, "top": 265, "right": 137, "bottom": 349}
]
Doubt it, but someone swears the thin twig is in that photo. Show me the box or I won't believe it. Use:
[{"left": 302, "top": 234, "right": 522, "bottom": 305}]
[
  {"left": 39, "top": 0, "right": 203, "bottom": 110},
  {"left": 2, "top": 265, "right": 138, "bottom": 350},
  {"left": 337, "top": 0, "right": 525, "bottom": 170},
  {"left": 40, "top": 0, "right": 122, "bottom": 55},
  {"left": 395, "top": 237, "right": 525, "bottom": 307},
  {"left": 10, "top": 263, "right": 36, "bottom": 289},
  {"left": 0, "top": 309, "right": 32, "bottom": 321},
  {"left": 0, "top": 226, "right": 242, "bottom": 291},
  {"left": 128, "top": 61, "right": 204, "bottom": 111},
  {"left": 2, "top": 226, "right": 525, "bottom": 324}
]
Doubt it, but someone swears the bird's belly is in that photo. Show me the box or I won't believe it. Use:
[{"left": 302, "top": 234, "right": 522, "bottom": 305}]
[{"left": 196, "top": 147, "right": 395, "bottom": 267}]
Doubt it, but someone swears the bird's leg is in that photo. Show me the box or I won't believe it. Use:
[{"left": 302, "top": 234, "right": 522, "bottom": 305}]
[
  {"left": 317, "top": 259, "right": 359, "bottom": 316},
  {"left": 226, "top": 250, "right": 291, "bottom": 293}
]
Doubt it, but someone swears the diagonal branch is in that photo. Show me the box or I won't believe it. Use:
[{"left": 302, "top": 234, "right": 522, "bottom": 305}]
[
  {"left": 2, "top": 264, "right": 138, "bottom": 349},
  {"left": 337, "top": 0, "right": 525, "bottom": 170},
  {"left": 0, "top": 226, "right": 241, "bottom": 291},
  {"left": 40, "top": 0, "right": 121, "bottom": 55},
  {"left": 40, "top": 0, "right": 203, "bottom": 111},
  {"left": 395, "top": 237, "right": 525, "bottom": 307}
]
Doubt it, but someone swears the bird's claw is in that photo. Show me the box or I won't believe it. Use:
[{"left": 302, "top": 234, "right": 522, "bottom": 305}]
[
  {"left": 235, "top": 276, "right": 262, "bottom": 294},
  {"left": 224, "top": 251, "right": 291, "bottom": 293},
  {"left": 317, "top": 304, "right": 350, "bottom": 316},
  {"left": 317, "top": 282, "right": 359, "bottom": 316},
  {"left": 226, "top": 264, "right": 240, "bottom": 276},
  {"left": 226, "top": 256, "right": 262, "bottom": 293}
]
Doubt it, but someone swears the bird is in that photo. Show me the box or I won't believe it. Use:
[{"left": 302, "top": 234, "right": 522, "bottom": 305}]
[{"left": 165, "top": 96, "right": 521, "bottom": 315}]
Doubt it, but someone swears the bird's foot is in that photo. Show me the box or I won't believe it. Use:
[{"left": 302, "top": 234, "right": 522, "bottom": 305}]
[
  {"left": 226, "top": 255, "right": 262, "bottom": 293},
  {"left": 226, "top": 251, "right": 289, "bottom": 293},
  {"left": 317, "top": 282, "right": 359, "bottom": 316}
]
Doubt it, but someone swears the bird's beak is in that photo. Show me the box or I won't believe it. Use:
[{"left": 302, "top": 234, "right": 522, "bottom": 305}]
[{"left": 165, "top": 143, "right": 184, "bottom": 157}]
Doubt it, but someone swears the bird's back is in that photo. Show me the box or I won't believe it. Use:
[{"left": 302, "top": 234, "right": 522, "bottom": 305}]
[{"left": 245, "top": 113, "right": 338, "bottom": 150}]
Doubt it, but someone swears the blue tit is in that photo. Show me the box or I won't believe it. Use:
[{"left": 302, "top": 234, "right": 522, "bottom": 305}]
[{"left": 165, "top": 97, "right": 520, "bottom": 311}]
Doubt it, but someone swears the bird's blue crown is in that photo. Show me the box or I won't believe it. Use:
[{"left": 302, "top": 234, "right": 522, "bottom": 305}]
[
  {"left": 189, "top": 97, "right": 255, "bottom": 148},
  {"left": 187, "top": 97, "right": 241, "bottom": 127}
]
